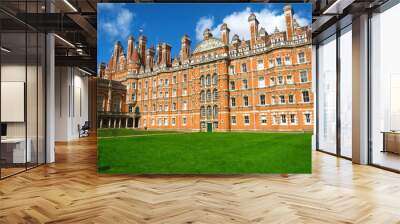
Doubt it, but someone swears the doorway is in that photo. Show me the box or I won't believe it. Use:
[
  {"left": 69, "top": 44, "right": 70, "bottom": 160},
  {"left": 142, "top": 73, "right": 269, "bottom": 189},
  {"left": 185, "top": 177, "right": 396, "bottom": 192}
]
[{"left": 207, "top": 123, "right": 212, "bottom": 132}]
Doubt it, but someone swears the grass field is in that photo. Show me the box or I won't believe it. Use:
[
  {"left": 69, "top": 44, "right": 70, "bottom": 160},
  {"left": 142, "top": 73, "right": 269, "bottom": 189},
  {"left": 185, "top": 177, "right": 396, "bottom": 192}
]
[{"left": 97, "top": 129, "right": 312, "bottom": 174}]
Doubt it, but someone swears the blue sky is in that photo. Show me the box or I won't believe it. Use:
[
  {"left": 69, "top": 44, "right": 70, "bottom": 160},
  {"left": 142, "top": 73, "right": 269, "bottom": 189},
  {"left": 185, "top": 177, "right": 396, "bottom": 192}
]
[{"left": 97, "top": 3, "right": 311, "bottom": 66}]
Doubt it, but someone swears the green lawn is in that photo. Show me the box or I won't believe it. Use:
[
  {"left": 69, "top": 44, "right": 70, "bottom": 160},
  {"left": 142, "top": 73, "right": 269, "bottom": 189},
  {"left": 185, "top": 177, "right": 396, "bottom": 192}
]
[{"left": 97, "top": 129, "right": 312, "bottom": 174}]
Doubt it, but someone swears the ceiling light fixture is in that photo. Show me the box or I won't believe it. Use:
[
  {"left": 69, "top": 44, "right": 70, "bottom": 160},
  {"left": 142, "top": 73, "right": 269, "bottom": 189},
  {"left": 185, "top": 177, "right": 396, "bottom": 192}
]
[
  {"left": 54, "top": 34, "right": 75, "bottom": 48},
  {"left": 63, "top": 0, "right": 78, "bottom": 12},
  {"left": 1, "top": 47, "right": 11, "bottom": 53}
]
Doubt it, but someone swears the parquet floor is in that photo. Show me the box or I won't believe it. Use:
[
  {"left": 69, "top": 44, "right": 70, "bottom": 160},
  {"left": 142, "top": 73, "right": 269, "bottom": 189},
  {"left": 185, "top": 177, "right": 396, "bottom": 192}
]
[{"left": 1, "top": 136, "right": 400, "bottom": 224}]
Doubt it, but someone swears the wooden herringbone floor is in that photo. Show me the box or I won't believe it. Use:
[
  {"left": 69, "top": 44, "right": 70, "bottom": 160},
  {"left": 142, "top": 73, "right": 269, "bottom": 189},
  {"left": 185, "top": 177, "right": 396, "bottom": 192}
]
[{"left": 1, "top": 136, "right": 400, "bottom": 224}]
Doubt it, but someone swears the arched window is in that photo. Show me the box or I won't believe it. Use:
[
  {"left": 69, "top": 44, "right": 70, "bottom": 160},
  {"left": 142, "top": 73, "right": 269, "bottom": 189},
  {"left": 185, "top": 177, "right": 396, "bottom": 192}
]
[
  {"left": 212, "top": 73, "right": 218, "bottom": 85},
  {"left": 206, "top": 89, "right": 211, "bottom": 101},
  {"left": 200, "top": 90, "right": 205, "bottom": 102},
  {"left": 200, "top": 106, "right": 205, "bottom": 118},
  {"left": 206, "top": 75, "right": 211, "bottom": 85},
  {"left": 213, "top": 105, "right": 218, "bottom": 118},
  {"left": 207, "top": 106, "right": 212, "bottom": 119},
  {"left": 213, "top": 89, "right": 218, "bottom": 101},
  {"left": 201, "top": 75, "right": 205, "bottom": 86}
]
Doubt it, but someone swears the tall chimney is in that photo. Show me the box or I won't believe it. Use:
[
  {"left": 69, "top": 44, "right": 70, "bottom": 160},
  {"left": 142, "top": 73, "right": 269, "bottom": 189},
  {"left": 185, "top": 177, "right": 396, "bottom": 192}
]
[
  {"left": 220, "top": 23, "right": 230, "bottom": 45},
  {"left": 180, "top": 34, "right": 191, "bottom": 61},
  {"left": 138, "top": 35, "right": 147, "bottom": 67},
  {"left": 284, "top": 4, "right": 294, "bottom": 41},
  {"left": 146, "top": 47, "right": 155, "bottom": 69},
  {"left": 156, "top": 43, "right": 163, "bottom": 65},
  {"left": 161, "top": 43, "right": 172, "bottom": 67},
  {"left": 127, "top": 35, "right": 134, "bottom": 63},
  {"left": 248, "top": 13, "right": 259, "bottom": 49}
]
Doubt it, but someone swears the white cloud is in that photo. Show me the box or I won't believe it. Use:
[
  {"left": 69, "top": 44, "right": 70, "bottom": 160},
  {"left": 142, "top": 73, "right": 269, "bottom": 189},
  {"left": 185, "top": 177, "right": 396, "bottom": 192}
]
[
  {"left": 101, "top": 7, "right": 134, "bottom": 39},
  {"left": 195, "top": 6, "right": 310, "bottom": 42}
]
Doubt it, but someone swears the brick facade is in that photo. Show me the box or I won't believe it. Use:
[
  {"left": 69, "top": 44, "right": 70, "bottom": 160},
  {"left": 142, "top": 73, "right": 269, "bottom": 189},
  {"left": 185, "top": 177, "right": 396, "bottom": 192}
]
[{"left": 99, "top": 5, "right": 313, "bottom": 132}]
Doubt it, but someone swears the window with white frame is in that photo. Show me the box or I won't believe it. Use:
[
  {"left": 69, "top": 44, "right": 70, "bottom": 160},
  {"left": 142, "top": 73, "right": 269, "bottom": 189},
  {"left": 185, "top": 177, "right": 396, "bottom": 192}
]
[
  {"left": 260, "top": 115, "right": 267, "bottom": 125},
  {"left": 269, "top": 59, "right": 274, "bottom": 68},
  {"left": 302, "top": 91, "right": 310, "bottom": 103},
  {"left": 257, "top": 59, "right": 264, "bottom": 70},
  {"left": 272, "top": 115, "right": 278, "bottom": 125},
  {"left": 206, "top": 75, "right": 211, "bottom": 85},
  {"left": 206, "top": 90, "right": 211, "bottom": 101},
  {"left": 213, "top": 89, "right": 218, "bottom": 101},
  {"left": 200, "top": 90, "right": 205, "bottom": 101},
  {"left": 244, "top": 115, "right": 250, "bottom": 125},
  {"left": 272, "top": 96, "right": 276, "bottom": 105},
  {"left": 164, "top": 104, "right": 168, "bottom": 111},
  {"left": 158, "top": 118, "right": 162, "bottom": 126},
  {"left": 304, "top": 113, "right": 311, "bottom": 124},
  {"left": 298, "top": 52, "right": 305, "bottom": 63},
  {"left": 300, "top": 71, "right": 308, "bottom": 82},
  {"left": 243, "top": 96, "right": 249, "bottom": 107},
  {"left": 152, "top": 118, "right": 155, "bottom": 126},
  {"left": 159, "top": 79, "right": 163, "bottom": 86},
  {"left": 172, "top": 89, "right": 177, "bottom": 97},
  {"left": 164, "top": 118, "right": 168, "bottom": 126},
  {"left": 241, "top": 63, "right": 247, "bottom": 72},
  {"left": 133, "top": 82, "right": 136, "bottom": 89},
  {"left": 290, "top": 114, "right": 296, "bottom": 124},
  {"left": 200, "top": 106, "right": 205, "bottom": 118},
  {"left": 231, "top": 97, "right": 236, "bottom": 107},
  {"left": 276, "top": 57, "right": 282, "bottom": 66},
  {"left": 165, "top": 91, "right": 169, "bottom": 98},
  {"left": 230, "top": 81, "right": 235, "bottom": 90},
  {"left": 231, "top": 115, "right": 237, "bottom": 125},
  {"left": 173, "top": 76, "right": 177, "bottom": 84},
  {"left": 278, "top": 76, "right": 284, "bottom": 85},
  {"left": 281, "top": 114, "right": 287, "bottom": 124},
  {"left": 172, "top": 103, "right": 176, "bottom": 111},
  {"left": 258, "top": 76, "right": 265, "bottom": 88},
  {"left": 288, "top": 95, "right": 294, "bottom": 104},
  {"left": 159, "top": 91, "right": 162, "bottom": 97},
  {"left": 182, "top": 116, "right": 187, "bottom": 125},
  {"left": 260, "top": 94, "right": 266, "bottom": 105},
  {"left": 183, "top": 101, "right": 187, "bottom": 110},
  {"left": 286, "top": 75, "right": 293, "bottom": 84},
  {"left": 165, "top": 79, "right": 169, "bottom": 85},
  {"left": 229, "top": 65, "right": 235, "bottom": 74},
  {"left": 242, "top": 79, "right": 248, "bottom": 89},
  {"left": 183, "top": 88, "right": 187, "bottom": 96},
  {"left": 183, "top": 74, "right": 187, "bottom": 82},
  {"left": 200, "top": 75, "right": 205, "bottom": 86},
  {"left": 279, "top": 95, "right": 285, "bottom": 104},
  {"left": 285, "top": 55, "right": 291, "bottom": 65},
  {"left": 212, "top": 74, "right": 218, "bottom": 85},
  {"left": 172, "top": 117, "right": 176, "bottom": 126},
  {"left": 270, "top": 77, "right": 275, "bottom": 86}
]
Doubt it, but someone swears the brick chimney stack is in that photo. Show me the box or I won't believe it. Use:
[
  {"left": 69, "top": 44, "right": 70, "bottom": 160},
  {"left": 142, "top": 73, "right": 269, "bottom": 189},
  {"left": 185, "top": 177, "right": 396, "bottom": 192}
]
[
  {"left": 161, "top": 43, "right": 172, "bottom": 67},
  {"left": 248, "top": 13, "right": 259, "bottom": 49},
  {"left": 127, "top": 35, "right": 134, "bottom": 63},
  {"left": 180, "top": 34, "right": 191, "bottom": 61},
  {"left": 220, "top": 23, "right": 230, "bottom": 45},
  {"left": 146, "top": 47, "right": 155, "bottom": 69},
  {"left": 156, "top": 43, "right": 162, "bottom": 65},
  {"left": 284, "top": 4, "right": 294, "bottom": 41},
  {"left": 138, "top": 35, "right": 147, "bottom": 67}
]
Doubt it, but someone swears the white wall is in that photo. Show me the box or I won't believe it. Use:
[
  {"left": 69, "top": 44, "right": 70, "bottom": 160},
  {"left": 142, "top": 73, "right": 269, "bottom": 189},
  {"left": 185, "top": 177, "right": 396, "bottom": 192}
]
[{"left": 54, "top": 67, "right": 89, "bottom": 141}]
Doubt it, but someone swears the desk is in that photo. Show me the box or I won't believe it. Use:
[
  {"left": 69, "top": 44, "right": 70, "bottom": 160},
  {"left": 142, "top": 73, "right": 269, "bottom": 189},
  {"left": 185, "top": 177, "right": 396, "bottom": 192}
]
[
  {"left": 382, "top": 131, "right": 400, "bottom": 154},
  {"left": 1, "top": 138, "right": 31, "bottom": 164}
]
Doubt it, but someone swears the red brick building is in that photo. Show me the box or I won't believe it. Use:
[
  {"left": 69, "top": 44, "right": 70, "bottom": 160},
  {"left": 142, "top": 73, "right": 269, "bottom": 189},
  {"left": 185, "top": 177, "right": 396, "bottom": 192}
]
[{"left": 99, "top": 5, "right": 313, "bottom": 132}]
